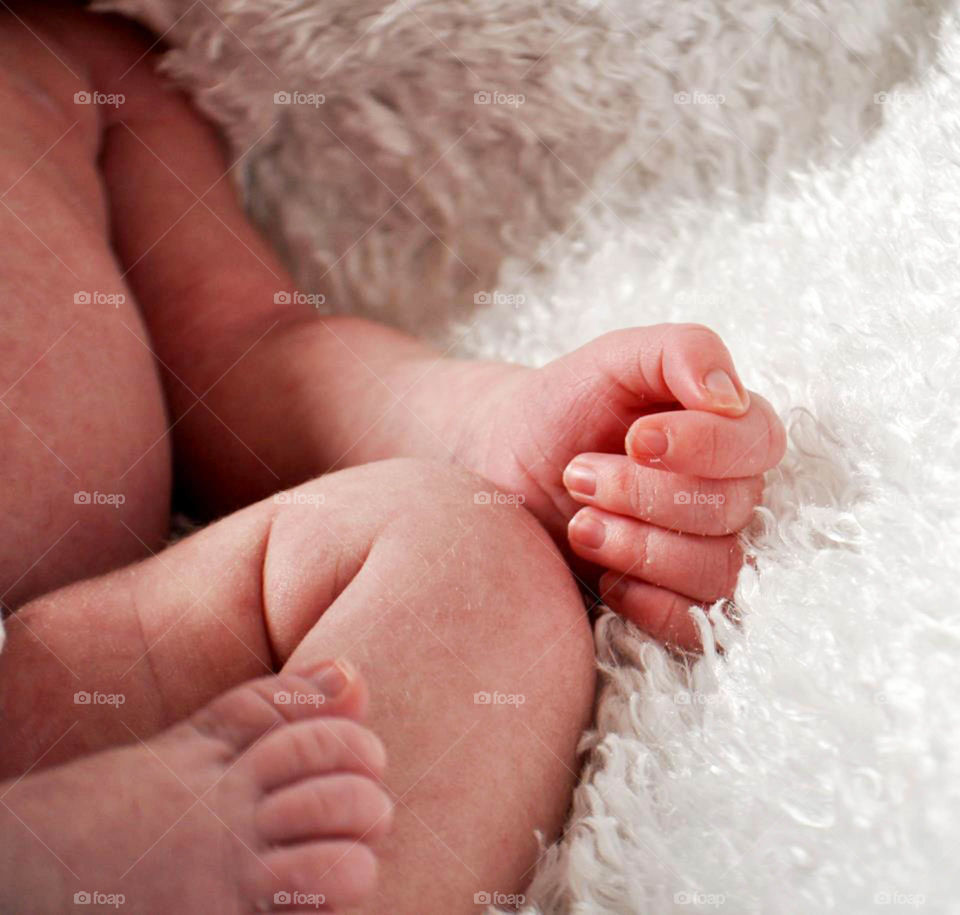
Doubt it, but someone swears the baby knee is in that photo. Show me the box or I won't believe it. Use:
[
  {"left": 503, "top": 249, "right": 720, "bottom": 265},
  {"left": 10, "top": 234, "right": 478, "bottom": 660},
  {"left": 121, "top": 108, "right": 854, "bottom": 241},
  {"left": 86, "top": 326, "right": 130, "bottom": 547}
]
[
  {"left": 384, "top": 458, "right": 596, "bottom": 696},
  {"left": 268, "top": 457, "right": 595, "bottom": 682}
]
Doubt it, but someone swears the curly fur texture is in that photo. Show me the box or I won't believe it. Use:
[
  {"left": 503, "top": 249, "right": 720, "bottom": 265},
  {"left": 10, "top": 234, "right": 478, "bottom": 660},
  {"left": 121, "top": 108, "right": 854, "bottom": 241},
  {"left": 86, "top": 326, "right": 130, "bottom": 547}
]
[
  {"left": 75, "top": 0, "right": 960, "bottom": 911},
  {"left": 97, "top": 0, "right": 944, "bottom": 339}
]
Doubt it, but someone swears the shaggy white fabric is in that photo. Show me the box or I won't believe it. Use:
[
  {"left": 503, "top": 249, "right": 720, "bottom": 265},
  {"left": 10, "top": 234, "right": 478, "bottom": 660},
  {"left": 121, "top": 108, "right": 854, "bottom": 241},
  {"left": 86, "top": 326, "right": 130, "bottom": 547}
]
[{"left": 75, "top": 0, "right": 960, "bottom": 911}]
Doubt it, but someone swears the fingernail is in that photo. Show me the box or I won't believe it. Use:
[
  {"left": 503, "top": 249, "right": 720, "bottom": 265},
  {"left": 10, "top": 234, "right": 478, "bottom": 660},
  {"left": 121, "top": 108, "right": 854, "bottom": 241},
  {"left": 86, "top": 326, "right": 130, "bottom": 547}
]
[
  {"left": 629, "top": 426, "right": 669, "bottom": 459},
  {"left": 569, "top": 511, "right": 606, "bottom": 549},
  {"left": 563, "top": 459, "right": 596, "bottom": 497},
  {"left": 313, "top": 659, "right": 355, "bottom": 698},
  {"left": 704, "top": 368, "right": 749, "bottom": 413}
]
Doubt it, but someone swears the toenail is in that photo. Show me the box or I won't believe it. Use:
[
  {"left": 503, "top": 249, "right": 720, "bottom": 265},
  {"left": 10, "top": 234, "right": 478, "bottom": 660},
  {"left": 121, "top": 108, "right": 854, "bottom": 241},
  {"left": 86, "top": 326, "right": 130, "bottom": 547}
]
[
  {"left": 628, "top": 426, "right": 669, "bottom": 459},
  {"left": 563, "top": 459, "right": 596, "bottom": 497},
  {"left": 569, "top": 511, "right": 606, "bottom": 549},
  {"left": 704, "top": 368, "right": 750, "bottom": 413},
  {"left": 313, "top": 660, "right": 355, "bottom": 698}
]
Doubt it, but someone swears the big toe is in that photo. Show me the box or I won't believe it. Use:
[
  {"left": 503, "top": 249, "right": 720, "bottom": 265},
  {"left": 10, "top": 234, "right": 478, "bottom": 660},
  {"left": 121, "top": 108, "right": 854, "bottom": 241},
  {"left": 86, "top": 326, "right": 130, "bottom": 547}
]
[{"left": 188, "top": 661, "right": 367, "bottom": 755}]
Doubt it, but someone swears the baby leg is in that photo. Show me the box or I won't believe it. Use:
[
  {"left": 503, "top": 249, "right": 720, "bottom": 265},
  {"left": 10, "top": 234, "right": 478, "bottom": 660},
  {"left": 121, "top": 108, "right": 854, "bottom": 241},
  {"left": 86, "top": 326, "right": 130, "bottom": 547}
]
[
  {"left": 0, "top": 458, "right": 596, "bottom": 913},
  {"left": 0, "top": 16, "right": 171, "bottom": 608}
]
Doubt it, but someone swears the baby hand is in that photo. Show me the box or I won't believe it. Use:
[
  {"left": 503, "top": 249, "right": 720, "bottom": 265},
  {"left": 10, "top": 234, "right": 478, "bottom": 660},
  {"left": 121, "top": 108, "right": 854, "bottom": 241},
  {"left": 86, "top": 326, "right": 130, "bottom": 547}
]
[
  {"left": 560, "top": 328, "right": 784, "bottom": 649},
  {"left": 461, "top": 323, "right": 786, "bottom": 649}
]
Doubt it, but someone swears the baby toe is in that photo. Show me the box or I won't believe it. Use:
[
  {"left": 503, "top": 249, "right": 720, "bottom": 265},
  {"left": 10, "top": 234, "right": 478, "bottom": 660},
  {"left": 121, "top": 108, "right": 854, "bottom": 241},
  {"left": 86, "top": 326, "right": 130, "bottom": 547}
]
[
  {"left": 256, "top": 773, "right": 394, "bottom": 846},
  {"left": 250, "top": 718, "right": 387, "bottom": 792},
  {"left": 259, "top": 840, "right": 378, "bottom": 911}
]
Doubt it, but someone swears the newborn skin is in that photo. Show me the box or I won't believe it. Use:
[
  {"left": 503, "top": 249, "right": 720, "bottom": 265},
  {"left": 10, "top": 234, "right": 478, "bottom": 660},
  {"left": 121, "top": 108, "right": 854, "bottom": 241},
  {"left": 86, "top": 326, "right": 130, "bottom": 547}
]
[
  {"left": 441, "top": 325, "right": 785, "bottom": 646},
  {"left": 0, "top": 2, "right": 784, "bottom": 913},
  {"left": 0, "top": 666, "right": 390, "bottom": 913},
  {"left": 88, "top": 39, "right": 786, "bottom": 648}
]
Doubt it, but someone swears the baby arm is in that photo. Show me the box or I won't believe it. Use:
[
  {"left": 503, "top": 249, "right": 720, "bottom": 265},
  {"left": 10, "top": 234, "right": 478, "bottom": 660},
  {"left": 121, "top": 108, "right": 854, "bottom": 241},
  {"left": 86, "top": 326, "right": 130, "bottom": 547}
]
[
  {"left": 84, "top": 28, "right": 486, "bottom": 515},
  {"left": 85, "top": 22, "right": 785, "bottom": 649}
]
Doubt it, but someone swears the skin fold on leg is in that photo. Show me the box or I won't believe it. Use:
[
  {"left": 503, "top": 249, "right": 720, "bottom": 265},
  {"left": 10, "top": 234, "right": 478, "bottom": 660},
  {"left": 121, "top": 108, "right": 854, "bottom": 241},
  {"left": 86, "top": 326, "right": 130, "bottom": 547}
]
[
  {"left": 0, "top": 11, "right": 598, "bottom": 909},
  {"left": 0, "top": 458, "right": 596, "bottom": 913},
  {"left": 7, "top": 3, "right": 785, "bottom": 657}
]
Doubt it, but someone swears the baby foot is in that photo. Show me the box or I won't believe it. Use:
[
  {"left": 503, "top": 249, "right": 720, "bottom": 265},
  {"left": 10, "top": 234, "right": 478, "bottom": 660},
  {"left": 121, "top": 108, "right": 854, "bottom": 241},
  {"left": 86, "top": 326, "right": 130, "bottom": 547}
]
[
  {"left": 457, "top": 323, "right": 786, "bottom": 648},
  {"left": 0, "top": 663, "right": 391, "bottom": 913}
]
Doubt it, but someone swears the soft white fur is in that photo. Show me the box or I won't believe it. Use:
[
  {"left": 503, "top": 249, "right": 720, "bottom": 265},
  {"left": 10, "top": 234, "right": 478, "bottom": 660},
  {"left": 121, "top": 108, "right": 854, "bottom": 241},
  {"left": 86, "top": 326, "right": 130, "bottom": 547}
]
[{"left": 70, "top": 0, "right": 960, "bottom": 911}]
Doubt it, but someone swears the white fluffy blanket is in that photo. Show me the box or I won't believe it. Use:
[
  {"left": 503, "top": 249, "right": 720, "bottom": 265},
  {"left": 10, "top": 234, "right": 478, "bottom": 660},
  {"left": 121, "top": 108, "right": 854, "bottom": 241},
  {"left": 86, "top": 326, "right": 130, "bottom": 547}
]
[{"left": 76, "top": 0, "right": 960, "bottom": 911}]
